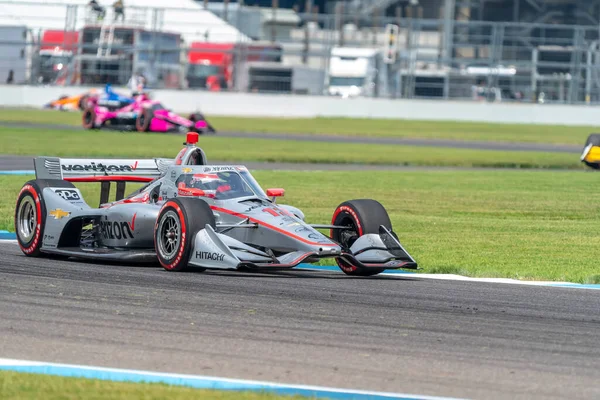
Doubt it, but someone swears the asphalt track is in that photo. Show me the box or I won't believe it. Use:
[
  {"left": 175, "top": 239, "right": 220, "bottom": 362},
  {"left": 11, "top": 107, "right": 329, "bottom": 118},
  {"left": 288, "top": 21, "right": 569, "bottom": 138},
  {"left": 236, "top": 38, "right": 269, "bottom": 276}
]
[
  {"left": 1, "top": 241, "right": 600, "bottom": 400},
  {"left": 2, "top": 120, "right": 598, "bottom": 399},
  {"left": 0, "top": 121, "right": 581, "bottom": 153}
]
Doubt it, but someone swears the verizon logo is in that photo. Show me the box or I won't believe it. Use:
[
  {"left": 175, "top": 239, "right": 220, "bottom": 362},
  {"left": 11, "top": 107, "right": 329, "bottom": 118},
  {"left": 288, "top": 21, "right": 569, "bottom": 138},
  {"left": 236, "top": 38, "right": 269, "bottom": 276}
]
[{"left": 62, "top": 161, "right": 138, "bottom": 172}]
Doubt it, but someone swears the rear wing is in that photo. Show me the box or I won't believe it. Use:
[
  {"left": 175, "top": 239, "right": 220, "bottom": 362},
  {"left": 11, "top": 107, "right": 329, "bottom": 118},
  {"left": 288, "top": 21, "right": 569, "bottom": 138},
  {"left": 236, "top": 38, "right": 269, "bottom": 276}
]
[{"left": 34, "top": 156, "right": 173, "bottom": 204}]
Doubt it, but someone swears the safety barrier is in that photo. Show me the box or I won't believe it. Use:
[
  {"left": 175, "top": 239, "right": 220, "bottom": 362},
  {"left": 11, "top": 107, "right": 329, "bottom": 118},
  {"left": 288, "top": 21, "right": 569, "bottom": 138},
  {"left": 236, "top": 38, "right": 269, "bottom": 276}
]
[{"left": 1, "top": 84, "right": 599, "bottom": 126}]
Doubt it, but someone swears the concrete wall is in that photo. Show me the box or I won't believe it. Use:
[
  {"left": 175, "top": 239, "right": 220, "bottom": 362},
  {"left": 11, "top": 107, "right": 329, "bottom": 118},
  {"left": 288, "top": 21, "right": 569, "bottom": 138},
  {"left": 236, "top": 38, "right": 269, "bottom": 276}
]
[{"left": 1, "top": 84, "right": 600, "bottom": 126}]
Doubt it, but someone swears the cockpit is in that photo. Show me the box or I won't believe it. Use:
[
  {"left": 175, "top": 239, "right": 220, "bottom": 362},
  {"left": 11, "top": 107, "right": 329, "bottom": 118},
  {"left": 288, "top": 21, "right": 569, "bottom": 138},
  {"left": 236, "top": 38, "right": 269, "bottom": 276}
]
[{"left": 175, "top": 169, "right": 266, "bottom": 200}]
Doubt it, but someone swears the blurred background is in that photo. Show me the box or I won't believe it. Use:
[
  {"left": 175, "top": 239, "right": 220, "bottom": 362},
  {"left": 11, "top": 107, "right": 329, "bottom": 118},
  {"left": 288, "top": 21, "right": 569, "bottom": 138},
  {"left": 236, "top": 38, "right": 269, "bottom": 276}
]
[{"left": 1, "top": 0, "right": 600, "bottom": 104}]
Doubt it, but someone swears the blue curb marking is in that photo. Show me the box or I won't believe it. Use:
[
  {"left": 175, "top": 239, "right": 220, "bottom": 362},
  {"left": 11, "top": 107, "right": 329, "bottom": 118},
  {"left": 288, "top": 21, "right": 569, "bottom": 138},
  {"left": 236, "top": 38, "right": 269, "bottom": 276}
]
[
  {"left": 547, "top": 283, "right": 600, "bottom": 290},
  {"left": 296, "top": 264, "right": 415, "bottom": 274},
  {"left": 0, "top": 170, "right": 34, "bottom": 175},
  {"left": 0, "top": 231, "right": 16, "bottom": 240},
  {"left": 0, "top": 362, "right": 453, "bottom": 400}
]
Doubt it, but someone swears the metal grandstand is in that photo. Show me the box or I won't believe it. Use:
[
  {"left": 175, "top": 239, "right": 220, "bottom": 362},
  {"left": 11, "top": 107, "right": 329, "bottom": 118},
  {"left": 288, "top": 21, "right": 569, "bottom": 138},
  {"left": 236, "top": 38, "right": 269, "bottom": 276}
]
[{"left": 2, "top": 0, "right": 600, "bottom": 103}]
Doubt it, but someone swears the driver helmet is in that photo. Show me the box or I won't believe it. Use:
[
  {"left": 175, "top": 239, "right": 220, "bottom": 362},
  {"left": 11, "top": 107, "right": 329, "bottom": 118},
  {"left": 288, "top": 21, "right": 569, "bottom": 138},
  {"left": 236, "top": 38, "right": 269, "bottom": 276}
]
[{"left": 179, "top": 173, "right": 232, "bottom": 197}]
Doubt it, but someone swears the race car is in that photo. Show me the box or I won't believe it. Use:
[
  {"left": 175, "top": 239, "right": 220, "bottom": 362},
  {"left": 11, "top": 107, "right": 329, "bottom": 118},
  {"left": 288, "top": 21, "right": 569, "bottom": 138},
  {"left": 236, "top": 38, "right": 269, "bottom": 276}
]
[
  {"left": 89, "top": 84, "right": 135, "bottom": 110},
  {"left": 44, "top": 89, "right": 99, "bottom": 111},
  {"left": 14, "top": 133, "right": 415, "bottom": 276},
  {"left": 581, "top": 134, "right": 600, "bottom": 169},
  {"left": 44, "top": 84, "right": 133, "bottom": 111},
  {"left": 82, "top": 93, "right": 216, "bottom": 134}
]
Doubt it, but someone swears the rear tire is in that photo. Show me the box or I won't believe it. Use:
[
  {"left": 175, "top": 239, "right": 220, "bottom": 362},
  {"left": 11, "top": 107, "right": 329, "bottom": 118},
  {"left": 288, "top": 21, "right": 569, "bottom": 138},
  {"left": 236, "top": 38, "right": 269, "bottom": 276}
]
[
  {"left": 15, "top": 179, "right": 76, "bottom": 257},
  {"left": 331, "top": 199, "right": 392, "bottom": 277},
  {"left": 82, "top": 107, "right": 97, "bottom": 129},
  {"left": 136, "top": 108, "right": 153, "bottom": 132},
  {"left": 583, "top": 134, "right": 600, "bottom": 169},
  {"left": 189, "top": 112, "right": 216, "bottom": 134},
  {"left": 154, "top": 198, "right": 216, "bottom": 272}
]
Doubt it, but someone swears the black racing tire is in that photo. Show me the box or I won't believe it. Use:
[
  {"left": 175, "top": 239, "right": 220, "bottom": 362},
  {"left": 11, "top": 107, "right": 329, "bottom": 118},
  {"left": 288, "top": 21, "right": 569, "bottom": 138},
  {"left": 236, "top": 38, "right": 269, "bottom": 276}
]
[
  {"left": 136, "top": 108, "right": 153, "bottom": 132},
  {"left": 78, "top": 94, "right": 89, "bottom": 111},
  {"left": 82, "top": 107, "right": 97, "bottom": 129},
  {"left": 583, "top": 134, "right": 600, "bottom": 170},
  {"left": 14, "top": 179, "right": 76, "bottom": 257},
  {"left": 189, "top": 112, "right": 216, "bottom": 134},
  {"left": 331, "top": 199, "right": 392, "bottom": 277},
  {"left": 188, "top": 112, "right": 204, "bottom": 122},
  {"left": 154, "top": 198, "right": 216, "bottom": 272}
]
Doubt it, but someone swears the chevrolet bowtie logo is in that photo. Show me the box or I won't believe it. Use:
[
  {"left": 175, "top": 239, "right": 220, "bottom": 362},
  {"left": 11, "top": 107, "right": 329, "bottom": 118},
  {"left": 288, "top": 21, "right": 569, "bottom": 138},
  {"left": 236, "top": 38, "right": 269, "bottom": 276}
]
[
  {"left": 49, "top": 209, "right": 70, "bottom": 220},
  {"left": 182, "top": 167, "right": 192, "bottom": 173}
]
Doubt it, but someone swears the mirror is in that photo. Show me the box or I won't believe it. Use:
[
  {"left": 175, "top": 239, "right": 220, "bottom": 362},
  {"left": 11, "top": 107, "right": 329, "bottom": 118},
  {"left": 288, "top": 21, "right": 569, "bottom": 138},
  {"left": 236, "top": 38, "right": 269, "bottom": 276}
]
[{"left": 266, "top": 188, "right": 285, "bottom": 197}]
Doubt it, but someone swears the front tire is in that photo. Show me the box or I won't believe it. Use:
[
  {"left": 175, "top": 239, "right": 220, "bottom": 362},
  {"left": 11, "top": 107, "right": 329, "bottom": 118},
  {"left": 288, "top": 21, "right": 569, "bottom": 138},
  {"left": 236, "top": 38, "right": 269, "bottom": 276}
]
[
  {"left": 154, "top": 198, "right": 216, "bottom": 272},
  {"left": 331, "top": 199, "right": 392, "bottom": 276},
  {"left": 189, "top": 113, "right": 216, "bottom": 134}
]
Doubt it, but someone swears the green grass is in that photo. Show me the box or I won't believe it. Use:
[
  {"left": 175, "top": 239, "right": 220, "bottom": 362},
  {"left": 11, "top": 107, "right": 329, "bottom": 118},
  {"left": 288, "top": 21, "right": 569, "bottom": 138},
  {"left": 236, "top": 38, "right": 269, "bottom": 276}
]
[
  {"left": 0, "top": 371, "right": 307, "bottom": 400},
  {"left": 0, "top": 126, "right": 584, "bottom": 169},
  {"left": 0, "top": 108, "right": 594, "bottom": 145},
  {"left": 4, "top": 169, "right": 600, "bottom": 283}
]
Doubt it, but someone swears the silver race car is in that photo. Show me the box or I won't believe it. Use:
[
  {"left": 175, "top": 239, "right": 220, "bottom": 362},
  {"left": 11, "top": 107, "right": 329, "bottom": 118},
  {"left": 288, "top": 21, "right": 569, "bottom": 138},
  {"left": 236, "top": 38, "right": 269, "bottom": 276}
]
[{"left": 14, "top": 133, "right": 417, "bottom": 276}]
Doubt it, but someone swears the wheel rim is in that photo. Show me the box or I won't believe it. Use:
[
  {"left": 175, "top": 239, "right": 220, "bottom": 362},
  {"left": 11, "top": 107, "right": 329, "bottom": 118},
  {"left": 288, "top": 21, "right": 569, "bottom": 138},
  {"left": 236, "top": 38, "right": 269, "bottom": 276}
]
[
  {"left": 157, "top": 210, "right": 181, "bottom": 260},
  {"left": 17, "top": 195, "right": 37, "bottom": 243},
  {"left": 337, "top": 214, "right": 359, "bottom": 249}
]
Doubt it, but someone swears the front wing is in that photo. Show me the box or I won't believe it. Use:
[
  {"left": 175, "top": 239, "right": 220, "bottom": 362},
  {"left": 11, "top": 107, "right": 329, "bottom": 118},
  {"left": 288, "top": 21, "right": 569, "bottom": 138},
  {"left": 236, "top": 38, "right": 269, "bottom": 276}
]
[{"left": 188, "top": 225, "right": 417, "bottom": 271}]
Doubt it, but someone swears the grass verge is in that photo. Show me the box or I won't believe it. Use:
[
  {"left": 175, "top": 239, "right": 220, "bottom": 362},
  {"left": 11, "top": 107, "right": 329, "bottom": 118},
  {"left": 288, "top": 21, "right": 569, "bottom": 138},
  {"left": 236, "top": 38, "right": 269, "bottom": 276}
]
[
  {"left": 3, "top": 169, "right": 600, "bottom": 283},
  {"left": 0, "top": 371, "right": 307, "bottom": 400},
  {"left": 0, "top": 108, "right": 594, "bottom": 145},
  {"left": 0, "top": 126, "right": 584, "bottom": 169}
]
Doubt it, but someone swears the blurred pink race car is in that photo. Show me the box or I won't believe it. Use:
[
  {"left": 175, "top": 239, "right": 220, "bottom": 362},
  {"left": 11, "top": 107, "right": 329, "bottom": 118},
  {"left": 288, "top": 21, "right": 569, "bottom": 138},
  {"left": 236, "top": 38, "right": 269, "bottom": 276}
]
[{"left": 82, "top": 94, "right": 216, "bottom": 134}]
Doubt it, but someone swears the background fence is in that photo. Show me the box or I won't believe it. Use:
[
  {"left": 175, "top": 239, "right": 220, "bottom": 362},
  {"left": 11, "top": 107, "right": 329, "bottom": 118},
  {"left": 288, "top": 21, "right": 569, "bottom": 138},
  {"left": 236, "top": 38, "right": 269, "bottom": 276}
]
[{"left": 2, "top": 0, "right": 600, "bottom": 105}]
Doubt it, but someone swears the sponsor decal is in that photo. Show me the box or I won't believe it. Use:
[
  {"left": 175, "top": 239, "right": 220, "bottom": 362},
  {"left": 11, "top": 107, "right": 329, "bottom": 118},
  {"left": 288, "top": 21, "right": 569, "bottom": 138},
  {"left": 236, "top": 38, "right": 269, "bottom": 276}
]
[
  {"left": 100, "top": 213, "right": 136, "bottom": 240},
  {"left": 54, "top": 189, "right": 81, "bottom": 201},
  {"left": 204, "top": 166, "right": 235, "bottom": 172},
  {"left": 129, "top": 213, "right": 137, "bottom": 231},
  {"left": 61, "top": 161, "right": 138, "bottom": 173},
  {"left": 43, "top": 233, "right": 57, "bottom": 248},
  {"left": 294, "top": 226, "right": 313, "bottom": 234},
  {"left": 49, "top": 209, "right": 70, "bottom": 220},
  {"left": 182, "top": 167, "right": 192, "bottom": 173},
  {"left": 243, "top": 203, "right": 264, "bottom": 213},
  {"left": 384, "top": 260, "right": 408, "bottom": 268},
  {"left": 293, "top": 225, "right": 331, "bottom": 243},
  {"left": 195, "top": 251, "right": 225, "bottom": 261},
  {"left": 170, "top": 171, "right": 177, "bottom": 179}
]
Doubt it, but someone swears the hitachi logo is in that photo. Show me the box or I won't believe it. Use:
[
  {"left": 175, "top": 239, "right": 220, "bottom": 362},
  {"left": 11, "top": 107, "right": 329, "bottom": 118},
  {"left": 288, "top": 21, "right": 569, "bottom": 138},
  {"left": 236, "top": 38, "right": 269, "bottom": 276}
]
[{"left": 62, "top": 161, "right": 138, "bottom": 172}]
